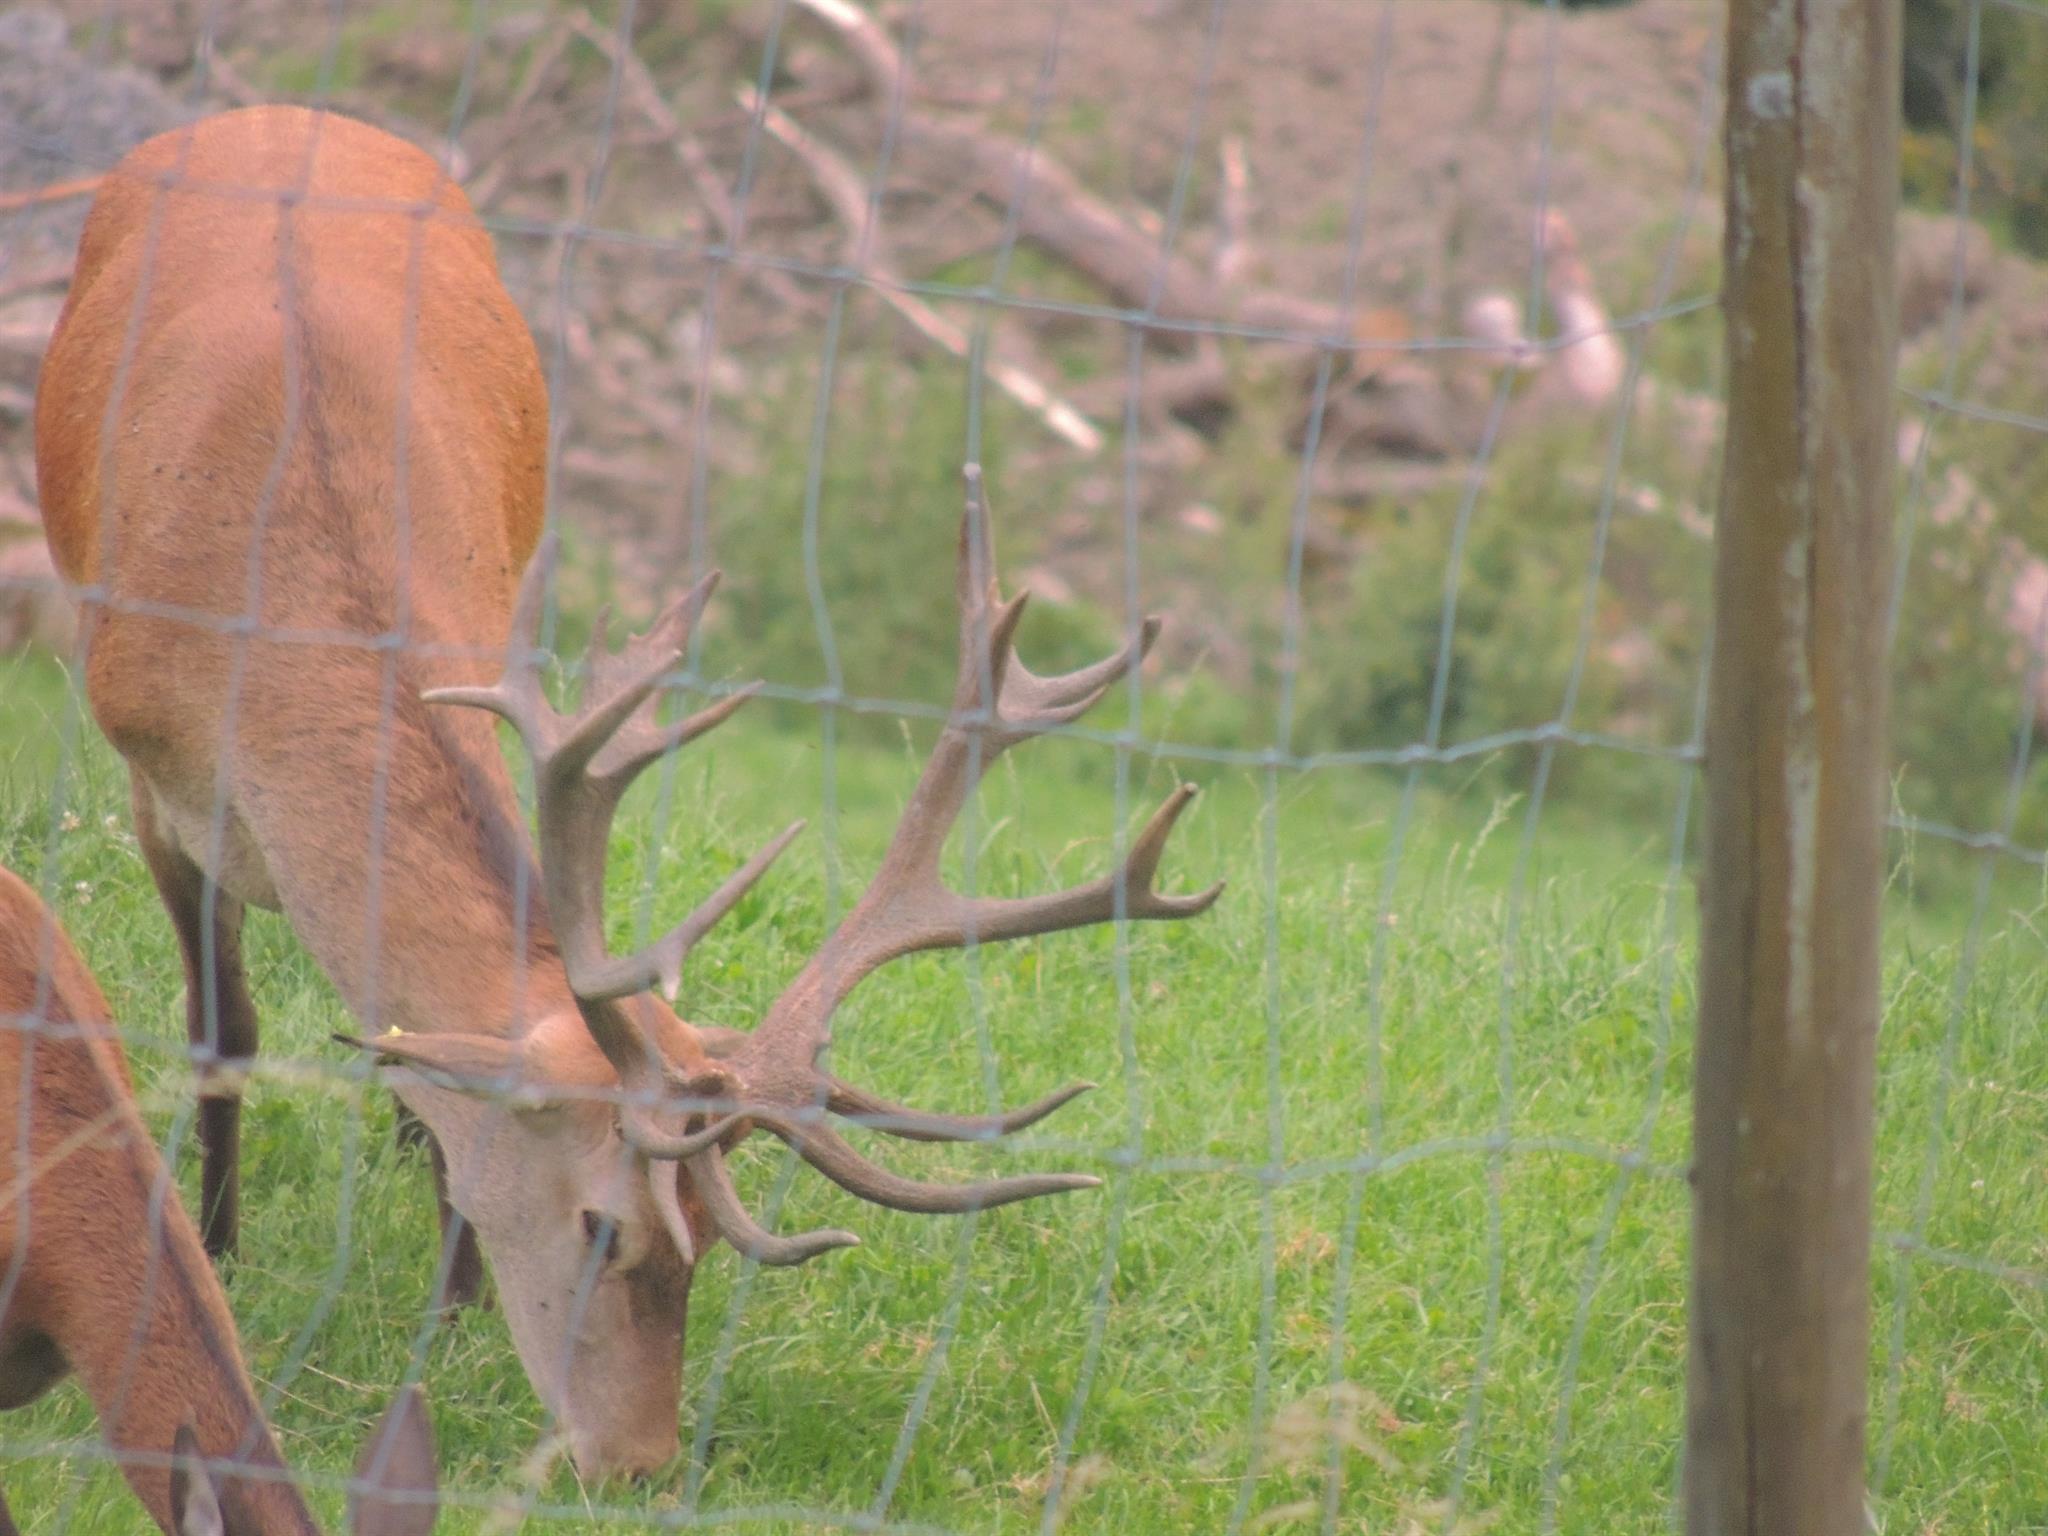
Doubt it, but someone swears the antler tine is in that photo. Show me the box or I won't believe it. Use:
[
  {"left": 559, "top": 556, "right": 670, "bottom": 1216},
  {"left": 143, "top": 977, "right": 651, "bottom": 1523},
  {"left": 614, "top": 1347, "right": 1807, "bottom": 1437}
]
[
  {"left": 950, "top": 463, "right": 1175, "bottom": 828},
  {"left": 511, "top": 581, "right": 780, "bottom": 1007},
  {"left": 422, "top": 533, "right": 559, "bottom": 729},
  {"left": 576, "top": 816, "right": 806, "bottom": 1005},
  {"left": 682, "top": 465, "right": 1217, "bottom": 1267},
  {"left": 888, "top": 466, "right": 1167, "bottom": 892},
  {"left": 590, "top": 688, "right": 756, "bottom": 797},
  {"left": 584, "top": 572, "right": 717, "bottom": 704},
  {"left": 427, "top": 548, "right": 785, "bottom": 1101},
  {"left": 685, "top": 1148, "right": 860, "bottom": 1266},
  {"left": 825, "top": 1076, "right": 1094, "bottom": 1142},
  {"left": 540, "top": 573, "right": 717, "bottom": 790},
  {"left": 958, "top": 461, "right": 997, "bottom": 618},
  {"left": 621, "top": 1106, "right": 745, "bottom": 1162},
  {"left": 953, "top": 466, "right": 1161, "bottom": 743},
  {"left": 745, "top": 468, "right": 1213, "bottom": 1058},
  {"left": 922, "top": 782, "right": 1222, "bottom": 951},
  {"left": 759, "top": 1113, "right": 1099, "bottom": 1212},
  {"left": 1120, "top": 781, "right": 1227, "bottom": 916},
  {"left": 999, "top": 614, "right": 1162, "bottom": 736}
]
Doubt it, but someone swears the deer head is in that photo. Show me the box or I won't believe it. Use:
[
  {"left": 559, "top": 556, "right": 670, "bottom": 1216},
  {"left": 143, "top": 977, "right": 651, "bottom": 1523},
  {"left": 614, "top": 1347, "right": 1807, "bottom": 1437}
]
[{"left": 342, "top": 467, "right": 1219, "bottom": 1470}]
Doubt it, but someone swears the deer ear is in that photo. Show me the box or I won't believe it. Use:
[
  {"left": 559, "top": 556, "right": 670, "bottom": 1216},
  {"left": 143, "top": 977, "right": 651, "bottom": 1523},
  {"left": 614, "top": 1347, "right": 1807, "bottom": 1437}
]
[
  {"left": 170, "top": 1424, "right": 226, "bottom": 1536},
  {"left": 335, "top": 1031, "right": 534, "bottom": 1099},
  {"left": 348, "top": 1385, "right": 439, "bottom": 1536}
]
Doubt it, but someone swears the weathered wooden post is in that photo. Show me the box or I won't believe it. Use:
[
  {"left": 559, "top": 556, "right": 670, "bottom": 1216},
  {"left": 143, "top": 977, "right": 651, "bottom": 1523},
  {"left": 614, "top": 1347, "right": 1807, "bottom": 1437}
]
[{"left": 1687, "top": 1, "right": 1900, "bottom": 1531}]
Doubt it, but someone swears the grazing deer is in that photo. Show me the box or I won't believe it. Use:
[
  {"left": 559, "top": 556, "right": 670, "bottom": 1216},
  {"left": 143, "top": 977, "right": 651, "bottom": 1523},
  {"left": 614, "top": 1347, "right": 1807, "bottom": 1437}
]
[
  {"left": 0, "top": 865, "right": 438, "bottom": 1534},
  {"left": 36, "top": 104, "right": 1219, "bottom": 1476}
]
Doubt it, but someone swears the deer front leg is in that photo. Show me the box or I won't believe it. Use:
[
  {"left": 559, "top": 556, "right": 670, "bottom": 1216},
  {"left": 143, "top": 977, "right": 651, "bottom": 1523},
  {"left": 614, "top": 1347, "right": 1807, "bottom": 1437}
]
[
  {"left": 133, "top": 783, "right": 259, "bottom": 1260},
  {"left": 393, "top": 1103, "right": 486, "bottom": 1311}
]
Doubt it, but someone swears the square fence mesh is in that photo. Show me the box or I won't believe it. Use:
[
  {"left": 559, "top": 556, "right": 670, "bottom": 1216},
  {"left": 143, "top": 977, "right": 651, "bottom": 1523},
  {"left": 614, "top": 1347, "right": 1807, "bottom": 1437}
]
[{"left": 0, "top": 0, "right": 2038, "bottom": 1531}]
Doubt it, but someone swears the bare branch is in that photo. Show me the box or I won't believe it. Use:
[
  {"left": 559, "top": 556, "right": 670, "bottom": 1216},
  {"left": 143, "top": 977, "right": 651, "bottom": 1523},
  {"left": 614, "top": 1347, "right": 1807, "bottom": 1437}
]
[
  {"left": 787, "top": 0, "right": 1352, "bottom": 338},
  {"left": 739, "top": 82, "right": 1104, "bottom": 455},
  {"left": 0, "top": 175, "right": 101, "bottom": 215},
  {"left": 566, "top": 11, "right": 818, "bottom": 317},
  {"left": 1213, "top": 136, "right": 1250, "bottom": 288}
]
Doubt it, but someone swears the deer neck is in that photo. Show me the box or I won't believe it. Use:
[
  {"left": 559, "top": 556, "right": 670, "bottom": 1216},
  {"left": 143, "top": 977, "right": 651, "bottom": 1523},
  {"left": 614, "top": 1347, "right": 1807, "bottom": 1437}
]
[
  {"left": 22, "top": 1076, "right": 320, "bottom": 1533},
  {"left": 282, "top": 658, "right": 579, "bottom": 1044}
]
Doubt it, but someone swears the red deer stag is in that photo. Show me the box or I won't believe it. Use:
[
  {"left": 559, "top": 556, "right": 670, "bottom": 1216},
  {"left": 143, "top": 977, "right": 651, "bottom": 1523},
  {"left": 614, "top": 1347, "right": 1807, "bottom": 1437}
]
[
  {"left": 0, "top": 865, "right": 438, "bottom": 1534},
  {"left": 36, "top": 104, "right": 1218, "bottom": 1476}
]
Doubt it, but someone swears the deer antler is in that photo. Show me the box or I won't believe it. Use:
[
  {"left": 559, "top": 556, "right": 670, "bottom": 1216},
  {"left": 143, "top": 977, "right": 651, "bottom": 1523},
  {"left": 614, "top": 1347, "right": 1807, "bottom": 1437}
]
[
  {"left": 747, "top": 465, "right": 1221, "bottom": 1047},
  {"left": 423, "top": 540, "right": 801, "bottom": 1152},
  {"left": 691, "top": 464, "right": 1222, "bottom": 1259},
  {"left": 431, "top": 471, "right": 1219, "bottom": 1269}
]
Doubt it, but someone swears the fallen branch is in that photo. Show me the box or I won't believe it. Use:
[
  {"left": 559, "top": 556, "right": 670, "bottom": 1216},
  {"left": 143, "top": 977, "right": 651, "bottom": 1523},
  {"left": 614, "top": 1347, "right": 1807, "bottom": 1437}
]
[
  {"left": 786, "top": 0, "right": 904, "bottom": 101},
  {"left": 1536, "top": 211, "right": 1624, "bottom": 406},
  {"left": 567, "top": 11, "right": 815, "bottom": 316},
  {"left": 740, "top": 81, "right": 1104, "bottom": 455},
  {"left": 196, "top": 46, "right": 267, "bottom": 107},
  {"left": 0, "top": 320, "right": 55, "bottom": 362},
  {"left": 1065, "top": 326, "right": 1467, "bottom": 462},
  {"left": 1213, "top": 136, "right": 1250, "bottom": 289},
  {"left": 1070, "top": 350, "right": 1233, "bottom": 432},
  {"left": 200, "top": 51, "right": 472, "bottom": 180},
  {"left": 787, "top": 0, "right": 1352, "bottom": 339},
  {"left": 460, "top": 16, "right": 577, "bottom": 207},
  {"left": 558, "top": 445, "right": 676, "bottom": 490},
  {"left": 563, "top": 311, "right": 694, "bottom": 440},
  {"left": 0, "top": 175, "right": 101, "bottom": 215}
]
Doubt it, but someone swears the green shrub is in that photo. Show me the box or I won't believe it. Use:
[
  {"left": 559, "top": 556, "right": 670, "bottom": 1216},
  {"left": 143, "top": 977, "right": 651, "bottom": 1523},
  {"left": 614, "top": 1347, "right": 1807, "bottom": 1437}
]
[
  {"left": 1296, "top": 414, "right": 1708, "bottom": 814},
  {"left": 1889, "top": 478, "right": 2048, "bottom": 852},
  {"left": 1902, "top": 0, "right": 2048, "bottom": 257}
]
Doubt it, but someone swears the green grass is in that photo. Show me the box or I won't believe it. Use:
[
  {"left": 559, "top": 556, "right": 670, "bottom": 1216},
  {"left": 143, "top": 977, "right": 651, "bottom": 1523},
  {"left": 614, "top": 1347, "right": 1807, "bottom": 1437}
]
[{"left": 0, "top": 644, "right": 2044, "bottom": 1533}]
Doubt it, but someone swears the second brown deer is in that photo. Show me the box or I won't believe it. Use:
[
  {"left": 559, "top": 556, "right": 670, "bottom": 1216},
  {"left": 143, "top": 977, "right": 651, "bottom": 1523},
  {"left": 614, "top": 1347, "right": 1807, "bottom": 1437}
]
[{"left": 0, "top": 864, "right": 438, "bottom": 1534}]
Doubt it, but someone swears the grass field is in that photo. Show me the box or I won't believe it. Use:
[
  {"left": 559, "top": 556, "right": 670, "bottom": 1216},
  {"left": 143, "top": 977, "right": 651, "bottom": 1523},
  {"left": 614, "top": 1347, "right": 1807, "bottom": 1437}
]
[{"left": 1, "top": 642, "right": 2044, "bottom": 1534}]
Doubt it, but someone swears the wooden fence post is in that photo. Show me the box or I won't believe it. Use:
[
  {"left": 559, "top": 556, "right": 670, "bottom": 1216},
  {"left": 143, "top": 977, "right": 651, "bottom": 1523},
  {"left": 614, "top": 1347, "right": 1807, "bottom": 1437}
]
[{"left": 1686, "top": 1, "right": 1900, "bottom": 1531}]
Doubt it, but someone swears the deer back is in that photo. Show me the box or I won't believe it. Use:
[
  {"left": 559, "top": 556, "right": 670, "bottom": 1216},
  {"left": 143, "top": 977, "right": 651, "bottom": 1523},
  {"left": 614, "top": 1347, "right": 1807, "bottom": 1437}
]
[
  {"left": 34, "top": 106, "right": 558, "bottom": 1028},
  {"left": 38, "top": 104, "right": 545, "bottom": 623}
]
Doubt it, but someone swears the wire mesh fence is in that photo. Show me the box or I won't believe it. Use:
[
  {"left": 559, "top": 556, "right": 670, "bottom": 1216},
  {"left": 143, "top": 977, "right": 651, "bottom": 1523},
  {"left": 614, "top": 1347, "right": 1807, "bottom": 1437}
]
[{"left": 0, "top": 0, "right": 2039, "bottom": 1531}]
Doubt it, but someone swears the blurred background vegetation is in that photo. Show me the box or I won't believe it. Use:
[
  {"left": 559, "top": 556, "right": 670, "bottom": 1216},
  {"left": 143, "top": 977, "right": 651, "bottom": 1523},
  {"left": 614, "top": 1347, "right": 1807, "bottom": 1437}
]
[
  {"left": 1903, "top": 0, "right": 2048, "bottom": 255},
  {"left": 4, "top": 2, "right": 2048, "bottom": 1529},
  {"left": 7, "top": 0, "right": 2048, "bottom": 879}
]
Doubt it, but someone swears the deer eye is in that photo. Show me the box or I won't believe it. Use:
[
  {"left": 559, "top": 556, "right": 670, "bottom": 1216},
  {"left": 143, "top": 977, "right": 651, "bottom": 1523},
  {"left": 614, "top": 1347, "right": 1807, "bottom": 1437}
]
[{"left": 579, "top": 1209, "right": 623, "bottom": 1265}]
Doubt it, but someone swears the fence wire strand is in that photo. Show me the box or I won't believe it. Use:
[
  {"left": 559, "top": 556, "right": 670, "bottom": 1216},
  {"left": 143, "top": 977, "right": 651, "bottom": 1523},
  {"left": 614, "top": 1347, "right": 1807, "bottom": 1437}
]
[{"left": 0, "top": 0, "right": 2040, "bottom": 1529}]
